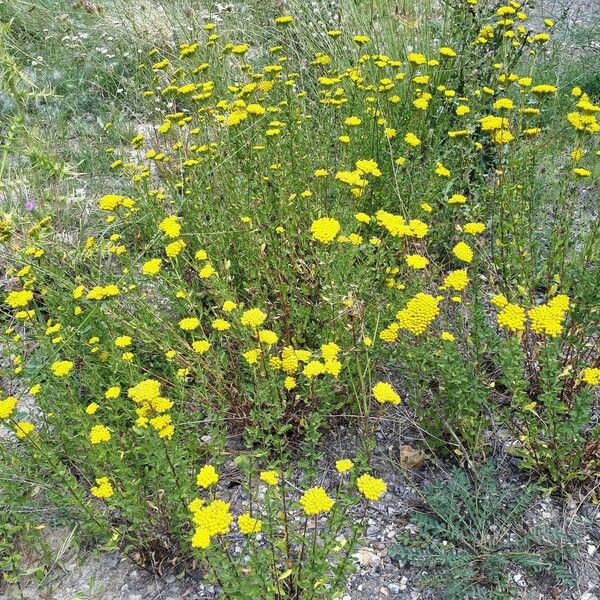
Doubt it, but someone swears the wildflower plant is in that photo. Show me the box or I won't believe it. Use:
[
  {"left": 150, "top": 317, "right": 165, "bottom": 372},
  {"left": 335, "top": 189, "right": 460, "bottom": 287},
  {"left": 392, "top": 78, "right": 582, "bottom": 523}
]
[{"left": 0, "top": 0, "right": 599, "bottom": 595}]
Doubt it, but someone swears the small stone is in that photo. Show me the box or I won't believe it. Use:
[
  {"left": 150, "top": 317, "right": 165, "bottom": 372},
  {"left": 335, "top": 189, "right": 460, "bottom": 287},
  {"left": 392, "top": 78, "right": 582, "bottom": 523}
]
[
  {"left": 399, "top": 576, "right": 408, "bottom": 590},
  {"left": 587, "top": 545, "right": 597, "bottom": 556},
  {"left": 388, "top": 583, "right": 401, "bottom": 593},
  {"left": 399, "top": 445, "right": 426, "bottom": 469}
]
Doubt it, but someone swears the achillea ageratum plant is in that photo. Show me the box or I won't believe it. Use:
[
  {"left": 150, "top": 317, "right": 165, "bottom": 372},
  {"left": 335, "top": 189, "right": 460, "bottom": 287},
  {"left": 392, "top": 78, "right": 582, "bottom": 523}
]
[{"left": 1, "top": 2, "right": 599, "bottom": 594}]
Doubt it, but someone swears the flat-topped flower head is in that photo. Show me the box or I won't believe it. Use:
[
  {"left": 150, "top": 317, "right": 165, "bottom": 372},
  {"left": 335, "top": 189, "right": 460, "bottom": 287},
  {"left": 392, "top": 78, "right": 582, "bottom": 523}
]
[
  {"left": 335, "top": 459, "right": 354, "bottom": 473},
  {"left": 372, "top": 381, "right": 401, "bottom": 405},
  {"left": 238, "top": 512, "right": 262, "bottom": 534},
  {"left": 357, "top": 473, "right": 387, "bottom": 501},
  {"left": 89, "top": 424, "right": 111, "bottom": 444},
  {"left": 4, "top": 290, "right": 34, "bottom": 308},
  {"left": 91, "top": 477, "right": 114, "bottom": 498},
  {"left": 452, "top": 242, "right": 473, "bottom": 263},
  {"left": 497, "top": 303, "right": 525, "bottom": 332},
  {"left": 582, "top": 368, "right": 600, "bottom": 386},
  {"left": 51, "top": 360, "right": 74, "bottom": 377},
  {"left": 196, "top": 464, "right": 219, "bottom": 489},
  {"left": 241, "top": 308, "right": 267, "bottom": 328},
  {"left": 299, "top": 486, "right": 335, "bottom": 515},
  {"left": 311, "top": 217, "right": 340, "bottom": 244},
  {"left": 260, "top": 470, "right": 279, "bottom": 486}
]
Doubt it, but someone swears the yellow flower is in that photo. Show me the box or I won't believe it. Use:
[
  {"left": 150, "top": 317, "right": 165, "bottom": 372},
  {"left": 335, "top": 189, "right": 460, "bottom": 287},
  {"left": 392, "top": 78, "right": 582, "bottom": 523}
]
[
  {"left": 258, "top": 329, "right": 278, "bottom": 345},
  {"left": 199, "top": 263, "right": 216, "bottom": 278},
  {"left": 114, "top": 336, "right": 132, "bottom": 348},
  {"left": 143, "top": 258, "right": 162, "bottom": 276},
  {"left": 4, "top": 290, "right": 34, "bottom": 308},
  {"left": 51, "top": 360, "right": 74, "bottom": 377},
  {"left": 89, "top": 424, "right": 111, "bottom": 444},
  {"left": 404, "top": 132, "right": 421, "bottom": 146},
  {"left": 405, "top": 254, "right": 429, "bottom": 269},
  {"left": 91, "top": 476, "right": 114, "bottom": 499},
  {"left": 238, "top": 512, "right": 262, "bottom": 534},
  {"left": 357, "top": 474, "right": 387, "bottom": 501},
  {"left": 212, "top": 319, "right": 231, "bottom": 331},
  {"left": 464, "top": 222, "right": 486, "bottom": 235},
  {"left": 335, "top": 459, "right": 354, "bottom": 473},
  {"left": 192, "top": 499, "right": 232, "bottom": 538},
  {"left": 441, "top": 269, "right": 469, "bottom": 291},
  {"left": 396, "top": 293, "right": 441, "bottom": 335},
  {"left": 452, "top": 242, "right": 473, "bottom": 263},
  {"left": 299, "top": 486, "right": 335, "bottom": 515},
  {"left": 582, "top": 368, "right": 600, "bottom": 386},
  {"left": 179, "top": 317, "right": 200, "bottom": 331},
  {"left": 191, "top": 528, "right": 211, "bottom": 549},
  {"left": 192, "top": 340, "right": 211, "bottom": 354},
  {"left": 86, "top": 402, "right": 99, "bottom": 415},
  {"left": 241, "top": 308, "right": 267, "bottom": 328},
  {"left": 311, "top": 217, "right": 341, "bottom": 244},
  {"left": 165, "top": 239, "right": 186, "bottom": 257},
  {"left": 15, "top": 421, "right": 35, "bottom": 439},
  {"left": 440, "top": 331, "right": 455, "bottom": 342},
  {"left": 303, "top": 361, "right": 325, "bottom": 378},
  {"left": 344, "top": 116, "right": 362, "bottom": 126},
  {"left": 497, "top": 303, "right": 526, "bottom": 332},
  {"left": 439, "top": 46, "right": 457, "bottom": 58},
  {"left": 222, "top": 300, "right": 237, "bottom": 312},
  {"left": 105, "top": 386, "right": 121, "bottom": 399},
  {"left": 159, "top": 215, "right": 181, "bottom": 238},
  {"left": 243, "top": 348, "right": 262, "bottom": 365},
  {"left": 260, "top": 470, "right": 279, "bottom": 486},
  {"left": 196, "top": 464, "right": 219, "bottom": 489},
  {"left": 0, "top": 396, "right": 18, "bottom": 421},
  {"left": 372, "top": 382, "right": 401, "bottom": 405},
  {"left": 573, "top": 167, "right": 591, "bottom": 177}
]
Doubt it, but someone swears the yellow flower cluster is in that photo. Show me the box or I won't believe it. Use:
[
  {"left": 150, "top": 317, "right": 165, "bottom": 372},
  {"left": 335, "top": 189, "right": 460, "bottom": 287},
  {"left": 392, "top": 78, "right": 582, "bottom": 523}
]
[
  {"left": 127, "top": 379, "right": 174, "bottom": 437},
  {"left": 311, "top": 217, "right": 341, "bottom": 244},
  {"left": 441, "top": 269, "right": 469, "bottom": 291},
  {"left": 4, "top": 290, "right": 34, "bottom": 308},
  {"left": 372, "top": 382, "right": 401, "bottom": 405},
  {"left": 528, "top": 295, "right": 570, "bottom": 337},
  {"left": 497, "top": 303, "right": 526, "bottom": 332},
  {"left": 260, "top": 470, "right": 279, "bottom": 486},
  {"left": 299, "top": 486, "right": 335, "bottom": 515},
  {"left": 89, "top": 424, "right": 111, "bottom": 445},
  {"left": 376, "top": 210, "right": 428, "bottom": 239},
  {"left": 196, "top": 464, "right": 219, "bottom": 488},
  {"left": 191, "top": 499, "right": 233, "bottom": 548},
  {"left": 396, "top": 293, "right": 442, "bottom": 336},
  {"left": 582, "top": 368, "right": 600, "bottom": 386},
  {"left": 91, "top": 476, "right": 114, "bottom": 498},
  {"left": 237, "top": 512, "right": 262, "bottom": 534},
  {"left": 356, "top": 474, "right": 387, "bottom": 501},
  {"left": 335, "top": 459, "right": 354, "bottom": 473},
  {"left": 452, "top": 242, "right": 473, "bottom": 263},
  {"left": 240, "top": 308, "right": 267, "bottom": 328},
  {"left": 14, "top": 420, "right": 34, "bottom": 439},
  {"left": 51, "top": 360, "right": 74, "bottom": 377},
  {"left": 0, "top": 396, "right": 18, "bottom": 421}
]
